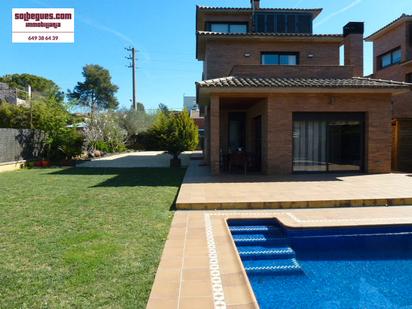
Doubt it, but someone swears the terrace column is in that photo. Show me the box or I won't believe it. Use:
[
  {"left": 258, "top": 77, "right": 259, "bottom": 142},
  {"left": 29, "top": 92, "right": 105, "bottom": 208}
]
[{"left": 210, "top": 95, "right": 220, "bottom": 175}]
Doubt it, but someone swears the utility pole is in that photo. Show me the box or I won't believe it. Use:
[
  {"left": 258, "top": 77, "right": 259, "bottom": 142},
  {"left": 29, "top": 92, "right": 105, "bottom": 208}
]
[
  {"left": 125, "top": 47, "right": 137, "bottom": 111},
  {"left": 28, "top": 85, "right": 33, "bottom": 129}
]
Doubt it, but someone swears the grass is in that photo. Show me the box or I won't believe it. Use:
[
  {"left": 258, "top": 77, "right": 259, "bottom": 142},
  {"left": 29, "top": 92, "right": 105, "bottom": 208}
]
[{"left": 0, "top": 167, "right": 186, "bottom": 308}]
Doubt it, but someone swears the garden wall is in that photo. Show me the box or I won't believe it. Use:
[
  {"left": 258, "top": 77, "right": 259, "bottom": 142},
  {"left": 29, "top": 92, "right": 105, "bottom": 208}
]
[{"left": 0, "top": 128, "right": 45, "bottom": 163}]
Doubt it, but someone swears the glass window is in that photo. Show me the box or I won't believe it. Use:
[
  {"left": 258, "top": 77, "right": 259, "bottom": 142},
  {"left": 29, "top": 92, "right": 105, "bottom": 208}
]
[
  {"left": 293, "top": 113, "right": 364, "bottom": 172},
  {"left": 229, "top": 24, "right": 247, "bottom": 33},
  {"left": 381, "top": 54, "right": 392, "bottom": 68},
  {"left": 392, "top": 49, "right": 402, "bottom": 64},
  {"left": 262, "top": 53, "right": 298, "bottom": 65},
  {"left": 209, "top": 23, "right": 247, "bottom": 33},
  {"left": 262, "top": 54, "right": 279, "bottom": 65},
  {"left": 210, "top": 24, "right": 229, "bottom": 33},
  {"left": 380, "top": 48, "right": 402, "bottom": 69},
  {"left": 280, "top": 54, "right": 297, "bottom": 65}
]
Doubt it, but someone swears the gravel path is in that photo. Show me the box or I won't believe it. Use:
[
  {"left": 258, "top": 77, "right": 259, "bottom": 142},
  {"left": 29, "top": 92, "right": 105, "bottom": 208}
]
[{"left": 77, "top": 151, "right": 195, "bottom": 168}]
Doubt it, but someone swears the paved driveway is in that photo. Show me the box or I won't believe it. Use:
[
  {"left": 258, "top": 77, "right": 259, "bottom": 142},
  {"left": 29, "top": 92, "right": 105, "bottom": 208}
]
[{"left": 77, "top": 151, "right": 195, "bottom": 168}]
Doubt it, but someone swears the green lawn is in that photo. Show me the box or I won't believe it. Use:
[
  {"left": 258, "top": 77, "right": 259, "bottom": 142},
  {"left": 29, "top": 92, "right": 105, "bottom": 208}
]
[{"left": 0, "top": 167, "right": 185, "bottom": 308}]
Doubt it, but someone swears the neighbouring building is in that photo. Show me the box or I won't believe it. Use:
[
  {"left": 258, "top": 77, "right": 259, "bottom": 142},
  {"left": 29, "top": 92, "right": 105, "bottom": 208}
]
[
  {"left": 0, "top": 82, "right": 26, "bottom": 106},
  {"left": 183, "top": 95, "right": 205, "bottom": 149},
  {"left": 365, "top": 14, "right": 412, "bottom": 171},
  {"left": 183, "top": 96, "right": 198, "bottom": 114},
  {"left": 195, "top": 0, "right": 411, "bottom": 175}
]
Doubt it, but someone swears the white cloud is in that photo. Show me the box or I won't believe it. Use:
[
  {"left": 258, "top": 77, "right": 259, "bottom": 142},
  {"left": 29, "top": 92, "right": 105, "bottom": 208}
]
[
  {"left": 315, "top": 0, "right": 363, "bottom": 27},
  {"left": 77, "top": 15, "right": 135, "bottom": 45},
  {"left": 31, "top": 0, "right": 134, "bottom": 45}
]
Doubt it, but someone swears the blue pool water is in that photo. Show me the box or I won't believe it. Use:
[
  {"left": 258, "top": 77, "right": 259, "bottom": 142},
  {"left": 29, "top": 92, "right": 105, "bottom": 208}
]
[{"left": 228, "top": 219, "right": 412, "bottom": 309}]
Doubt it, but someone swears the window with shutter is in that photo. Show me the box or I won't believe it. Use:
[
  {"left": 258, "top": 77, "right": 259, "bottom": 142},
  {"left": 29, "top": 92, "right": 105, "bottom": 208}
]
[
  {"left": 256, "top": 14, "right": 265, "bottom": 32},
  {"left": 266, "top": 14, "right": 275, "bottom": 33},
  {"left": 296, "top": 14, "right": 312, "bottom": 33},
  {"left": 254, "top": 13, "right": 312, "bottom": 34},
  {"left": 287, "top": 15, "right": 296, "bottom": 33},
  {"left": 276, "top": 14, "right": 286, "bottom": 33}
]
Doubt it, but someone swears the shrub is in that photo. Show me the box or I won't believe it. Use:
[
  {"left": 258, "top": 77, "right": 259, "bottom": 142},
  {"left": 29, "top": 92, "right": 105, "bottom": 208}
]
[
  {"left": 84, "top": 112, "right": 127, "bottom": 153},
  {"left": 128, "top": 130, "right": 160, "bottom": 151},
  {"left": 150, "top": 110, "right": 198, "bottom": 160},
  {"left": 0, "top": 100, "right": 84, "bottom": 161},
  {"left": 0, "top": 102, "right": 30, "bottom": 128},
  {"left": 119, "top": 109, "right": 155, "bottom": 137},
  {"left": 54, "top": 129, "right": 84, "bottom": 160}
]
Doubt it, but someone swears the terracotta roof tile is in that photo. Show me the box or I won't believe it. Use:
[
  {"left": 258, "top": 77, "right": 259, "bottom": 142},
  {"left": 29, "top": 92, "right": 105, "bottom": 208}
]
[
  {"left": 197, "top": 76, "right": 412, "bottom": 89},
  {"left": 197, "top": 6, "right": 322, "bottom": 13},
  {"left": 197, "top": 31, "right": 342, "bottom": 38}
]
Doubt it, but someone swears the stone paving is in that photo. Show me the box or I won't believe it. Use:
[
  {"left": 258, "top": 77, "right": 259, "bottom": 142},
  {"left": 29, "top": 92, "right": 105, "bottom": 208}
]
[
  {"left": 176, "top": 161, "right": 412, "bottom": 209},
  {"left": 147, "top": 206, "right": 412, "bottom": 309},
  {"left": 77, "top": 151, "right": 196, "bottom": 168}
]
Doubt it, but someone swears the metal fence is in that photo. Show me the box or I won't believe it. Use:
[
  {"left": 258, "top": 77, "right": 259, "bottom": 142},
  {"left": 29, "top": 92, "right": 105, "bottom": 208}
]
[{"left": 0, "top": 128, "right": 45, "bottom": 163}]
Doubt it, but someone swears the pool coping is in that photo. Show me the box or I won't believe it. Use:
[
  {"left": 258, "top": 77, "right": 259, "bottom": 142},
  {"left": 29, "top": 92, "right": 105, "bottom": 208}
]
[
  {"left": 222, "top": 215, "right": 259, "bottom": 308},
  {"left": 147, "top": 206, "right": 412, "bottom": 309}
]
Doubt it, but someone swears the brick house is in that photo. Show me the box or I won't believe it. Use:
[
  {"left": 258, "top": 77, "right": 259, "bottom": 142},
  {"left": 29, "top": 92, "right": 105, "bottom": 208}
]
[
  {"left": 195, "top": 0, "right": 411, "bottom": 175},
  {"left": 183, "top": 96, "right": 205, "bottom": 149},
  {"left": 365, "top": 14, "right": 412, "bottom": 171},
  {"left": 0, "top": 82, "right": 26, "bottom": 106}
]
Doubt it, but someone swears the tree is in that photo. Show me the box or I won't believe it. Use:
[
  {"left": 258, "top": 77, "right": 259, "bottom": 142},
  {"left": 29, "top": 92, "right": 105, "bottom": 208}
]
[
  {"left": 130, "top": 102, "right": 145, "bottom": 112},
  {"left": 0, "top": 73, "right": 64, "bottom": 102},
  {"left": 0, "top": 99, "right": 82, "bottom": 160},
  {"left": 119, "top": 108, "right": 155, "bottom": 137},
  {"left": 83, "top": 112, "right": 127, "bottom": 153},
  {"left": 158, "top": 103, "right": 170, "bottom": 115},
  {"left": 150, "top": 110, "right": 198, "bottom": 167},
  {"left": 67, "top": 64, "right": 119, "bottom": 113}
]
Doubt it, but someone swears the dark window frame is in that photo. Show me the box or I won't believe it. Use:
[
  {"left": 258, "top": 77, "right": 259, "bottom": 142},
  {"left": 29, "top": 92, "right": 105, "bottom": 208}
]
[
  {"left": 261, "top": 52, "right": 300, "bottom": 65},
  {"left": 378, "top": 47, "right": 402, "bottom": 70},
  {"left": 292, "top": 112, "right": 366, "bottom": 174},
  {"left": 205, "top": 22, "right": 249, "bottom": 33}
]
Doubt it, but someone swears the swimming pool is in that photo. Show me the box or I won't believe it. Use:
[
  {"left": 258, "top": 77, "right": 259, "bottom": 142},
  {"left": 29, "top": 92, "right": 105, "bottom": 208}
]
[{"left": 228, "top": 218, "right": 412, "bottom": 309}]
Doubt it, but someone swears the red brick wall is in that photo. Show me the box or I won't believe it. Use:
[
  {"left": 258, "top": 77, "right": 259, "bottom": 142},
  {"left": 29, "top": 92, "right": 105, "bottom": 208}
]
[
  {"left": 265, "top": 93, "right": 393, "bottom": 174},
  {"left": 344, "top": 33, "right": 363, "bottom": 76},
  {"left": 207, "top": 93, "right": 392, "bottom": 175},
  {"left": 372, "top": 22, "right": 412, "bottom": 118},
  {"left": 209, "top": 95, "right": 220, "bottom": 175},
  {"left": 204, "top": 40, "right": 341, "bottom": 79},
  {"left": 193, "top": 117, "right": 205, "bottom": 130}
]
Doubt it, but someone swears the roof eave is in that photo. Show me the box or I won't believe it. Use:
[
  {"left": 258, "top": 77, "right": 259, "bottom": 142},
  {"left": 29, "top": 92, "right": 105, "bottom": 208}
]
[
  {"left": 197, "top": 86, "right": 409, "bottom": 96},
  {"left": 196, "top": 7, "right": 323, "bottom": 19},
  {"left": 365, "top": 15, "right": 412, "bottom": 42},
  {"left": 197, "top": 32, "right": 343, "bottom": 41}
]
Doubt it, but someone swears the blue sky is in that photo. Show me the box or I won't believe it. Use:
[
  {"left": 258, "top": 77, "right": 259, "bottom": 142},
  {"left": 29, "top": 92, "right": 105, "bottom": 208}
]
[{"left": 0, "top": 0, "right": 411, "bottom": 110}]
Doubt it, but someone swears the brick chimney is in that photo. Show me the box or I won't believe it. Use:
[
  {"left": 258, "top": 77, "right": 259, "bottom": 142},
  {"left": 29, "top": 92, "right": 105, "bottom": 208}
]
[
  {"left": 343, "top": 22, "right": 364, "bottom": 77},
  {"left": 251, "top": 0, "right": 260, "bottom": 9}
]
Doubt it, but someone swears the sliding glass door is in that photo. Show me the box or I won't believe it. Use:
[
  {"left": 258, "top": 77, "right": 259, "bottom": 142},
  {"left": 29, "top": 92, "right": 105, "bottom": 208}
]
[{"left": 293, "top": 113, "right": 364, "bottom": 172}]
